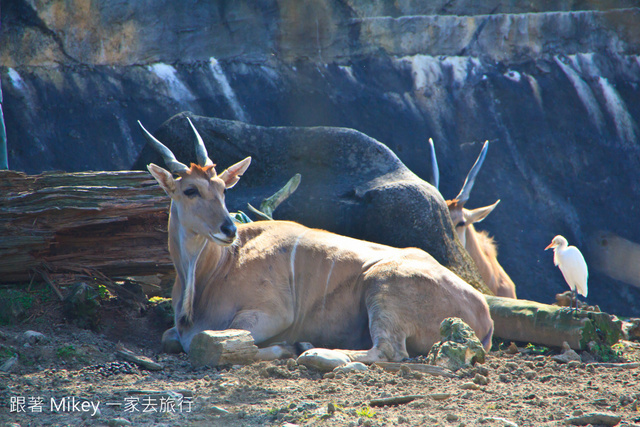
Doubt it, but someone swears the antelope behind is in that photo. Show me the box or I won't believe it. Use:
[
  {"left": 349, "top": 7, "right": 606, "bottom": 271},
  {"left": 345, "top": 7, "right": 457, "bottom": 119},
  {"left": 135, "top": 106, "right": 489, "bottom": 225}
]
[
  {"left": 142, "top": 118, "right": 494, "bottom": 363},
  {"left": 429, "top": 139, "right": 517, "bottom": 299}
]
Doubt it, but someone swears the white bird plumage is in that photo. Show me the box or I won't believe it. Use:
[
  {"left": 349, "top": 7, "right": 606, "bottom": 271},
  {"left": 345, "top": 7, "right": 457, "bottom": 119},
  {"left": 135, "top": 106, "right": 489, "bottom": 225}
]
[{"left": 545, "top": 235, "right": 588, "bottom": 310}]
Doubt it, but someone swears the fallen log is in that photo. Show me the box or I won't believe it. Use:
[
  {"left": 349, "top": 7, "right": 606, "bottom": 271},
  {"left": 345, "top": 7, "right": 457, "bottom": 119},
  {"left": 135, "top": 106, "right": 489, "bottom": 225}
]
[
  {"left": 486, "top": 296, "right": 622, "bottom": 350},
  {"left": 0, "top": 170, "right": 172, "bottom": 283}
]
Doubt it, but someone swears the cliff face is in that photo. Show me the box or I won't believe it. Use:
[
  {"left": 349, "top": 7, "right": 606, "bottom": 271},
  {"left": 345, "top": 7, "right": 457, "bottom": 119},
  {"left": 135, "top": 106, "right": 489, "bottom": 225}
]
[{"left": 2, "top": 0, "right": 640, "bottom": 315}]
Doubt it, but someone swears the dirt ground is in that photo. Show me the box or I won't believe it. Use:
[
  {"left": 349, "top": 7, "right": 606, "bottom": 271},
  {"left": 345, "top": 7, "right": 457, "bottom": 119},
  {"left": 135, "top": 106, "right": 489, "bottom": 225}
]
[{"left": 1, "top": 285, "right": 640, "bottom": 427}]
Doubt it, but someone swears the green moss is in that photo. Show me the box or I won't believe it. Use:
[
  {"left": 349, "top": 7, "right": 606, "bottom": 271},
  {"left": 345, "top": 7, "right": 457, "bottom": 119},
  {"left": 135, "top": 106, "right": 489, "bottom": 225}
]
[
  {"left": 56, "top": 345, "right": 77, "bottom": 359},
  {"left": 355, "top": 406, "right": 376, "bottom": 418},
  {"left": 579, "top": 311, "right": 623, "bottom": 349}
]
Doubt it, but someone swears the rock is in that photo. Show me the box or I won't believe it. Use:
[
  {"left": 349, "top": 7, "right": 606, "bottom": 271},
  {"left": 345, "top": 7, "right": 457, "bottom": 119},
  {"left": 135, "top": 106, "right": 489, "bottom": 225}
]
[
  {"left": 326, "top": 402, "right": 336, "bottom": 415},
  {"left": 0, "top": 354, "right": 18, "bottom": 372},
  {"left": 107, "top": 418, "right": 132, "bottom": 427},
  {"left": 552, "top": 349, "right": 582, "bottom": 364},
  {"left": 426, "top": 317, "right": 486, "bottom": 371},
  {"left": 473, "top": 374, "right": 489, "bottom": 386},
  {"left": 498, "top": 373, "right": 510, "bottom": 383},
  {"left": 429, "top": 393, "right": 451, "bottom": 401},
  {"left": 297, "top": 349, "right": 350, "bottom": 372},
  {"left": 259, "top": 366, "right": 293, "bottom": 379},
  {"left": 63, "top": 283, "right": 101, "bottom": 330},
  {"left": 333, "top": 362, "right": 368, "bottom": 374},
  {"left": 565, "top": 412, "right": 622, "bottom": 426},
  {"left": 460, "top": 382, "right": 479, "bottom": 390},
  {"left": 22, "top": 331, "right": 47, "bottom": 345},
  {"left": 506, "top": 342, "right": 519, "bottom": 354}
]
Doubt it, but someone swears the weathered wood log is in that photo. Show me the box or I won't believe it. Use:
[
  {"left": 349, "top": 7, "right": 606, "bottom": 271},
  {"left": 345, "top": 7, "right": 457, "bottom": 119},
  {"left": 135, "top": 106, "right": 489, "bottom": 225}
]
[
  {"left": 0, "top": 170, "right": 172, "bottom": 283},
  {"left": 189, "top": 329, "right": 258, "bottom": 368},
  {"left": 486, "top": 296, "right": 622, "bottom": 350}
]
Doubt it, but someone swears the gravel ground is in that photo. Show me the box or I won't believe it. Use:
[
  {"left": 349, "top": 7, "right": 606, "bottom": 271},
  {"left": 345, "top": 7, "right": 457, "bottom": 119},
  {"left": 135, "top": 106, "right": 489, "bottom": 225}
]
[{"left": 1, "top": 290, "right": 639, "bottom": 427}]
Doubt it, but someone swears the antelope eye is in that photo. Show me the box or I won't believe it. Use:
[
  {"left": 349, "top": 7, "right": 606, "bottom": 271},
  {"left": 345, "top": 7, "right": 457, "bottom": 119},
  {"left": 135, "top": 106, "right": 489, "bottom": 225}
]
[
  {"left": 183, "top": 187, "right": 200, "bottom": 198},
  {"left": 456, "top": 221, "right": 466, "bottom": 228}
]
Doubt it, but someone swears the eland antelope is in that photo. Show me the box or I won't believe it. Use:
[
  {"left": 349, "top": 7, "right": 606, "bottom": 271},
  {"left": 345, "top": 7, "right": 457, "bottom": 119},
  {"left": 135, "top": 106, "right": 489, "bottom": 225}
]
[
  {"left": 429, "top": 139, "right": 517, "bottom": 298},
  {"left": 141, "top": 118, "right": 494, "bottom": 363}
]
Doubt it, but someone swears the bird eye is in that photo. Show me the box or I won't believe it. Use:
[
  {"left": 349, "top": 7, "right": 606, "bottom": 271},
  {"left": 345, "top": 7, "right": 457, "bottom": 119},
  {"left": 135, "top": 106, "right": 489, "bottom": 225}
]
[{"left": 183, "top": 187, "right": 200, "bottom": 198}]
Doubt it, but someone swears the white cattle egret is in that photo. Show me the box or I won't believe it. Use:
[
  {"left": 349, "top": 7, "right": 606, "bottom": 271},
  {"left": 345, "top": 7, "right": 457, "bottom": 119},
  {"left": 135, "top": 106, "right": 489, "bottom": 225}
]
[{"left": 545, "top": 235, "right": 588, "bottom": 311}]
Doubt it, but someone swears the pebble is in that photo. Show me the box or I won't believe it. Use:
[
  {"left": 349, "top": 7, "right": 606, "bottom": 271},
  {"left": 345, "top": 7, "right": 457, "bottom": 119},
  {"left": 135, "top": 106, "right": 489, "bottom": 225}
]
[
  {"left": 505, "top": 362, "right": 518, "bottom": 371},
  {"left": 498, "top": 373, "right": 510, "bottom": 383},
  {"left": 473, "top": 373, "right": 489, "bottom": 386},
  {"left": 552, "top": 349, "right": 581, "bottom": 364},
  {"left": 445, "top": 413, "right": 459, "bottom": 421},
  {"left": 107, "top": 418, "right": 132, "bottom": 427},
  {"left": 334, "top": 362, "right": 368, "bottom": 374},
  {"left": 429, "top": 393, "right": 451, "bottom": 401},
  {"left": 460, "top": 382, "right": 479, "bottom": 390},
  {"left": 0, "top": 354, "right": 18, "bottom": 372},
  {"left": 84, "top": 361, "right": 138, "bottom": 377}
]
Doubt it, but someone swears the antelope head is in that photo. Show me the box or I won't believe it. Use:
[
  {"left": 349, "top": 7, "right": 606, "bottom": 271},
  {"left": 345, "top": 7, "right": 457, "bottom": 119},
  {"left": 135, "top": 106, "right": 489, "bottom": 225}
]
[
  {"left": 429, "top": 139, "right": 500, "bottom": 247},
  {"left": 141, "top": 118, "right": 251, "bottom": 246}
]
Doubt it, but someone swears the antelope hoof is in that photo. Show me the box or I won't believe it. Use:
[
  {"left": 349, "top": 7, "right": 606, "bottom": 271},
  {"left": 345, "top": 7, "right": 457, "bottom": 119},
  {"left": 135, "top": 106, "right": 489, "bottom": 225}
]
[{"left": 162, "top": 327, "right": 184, "bottom": 354}]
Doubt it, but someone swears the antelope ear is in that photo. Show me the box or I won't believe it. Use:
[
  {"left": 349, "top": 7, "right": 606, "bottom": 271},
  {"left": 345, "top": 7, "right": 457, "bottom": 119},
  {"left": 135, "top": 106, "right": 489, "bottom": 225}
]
[
  {"left": 467, "top": 200, "right": 500, "bottom": 224},
  {"left": 147, "top": 163, "right": 177, "bottom": 196},
  {"left": 219, "top": 157, "right": 251, "bottom": 189}
]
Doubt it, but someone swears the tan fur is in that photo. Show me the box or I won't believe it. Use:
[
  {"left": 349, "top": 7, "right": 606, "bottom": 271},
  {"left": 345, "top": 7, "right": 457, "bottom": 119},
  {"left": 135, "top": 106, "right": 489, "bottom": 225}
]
[
  {"left": 151, "top": 162, "right": 494, "bottom": 363},
  {"left": 447, "top": 200, "right": 517, "bottom": 298}
]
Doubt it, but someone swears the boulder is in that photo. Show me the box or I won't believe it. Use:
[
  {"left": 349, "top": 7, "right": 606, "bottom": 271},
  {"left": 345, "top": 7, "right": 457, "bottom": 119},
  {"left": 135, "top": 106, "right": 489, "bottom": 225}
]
[{"left": 426, "top": 317, "right": 486, "bottom": 371}]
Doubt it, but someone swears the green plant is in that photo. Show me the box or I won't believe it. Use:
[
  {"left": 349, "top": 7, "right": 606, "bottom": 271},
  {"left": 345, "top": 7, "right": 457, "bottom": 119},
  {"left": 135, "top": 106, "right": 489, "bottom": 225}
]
[
  {"left": 356, "top": 406, "right": 376, "bottom": 418},
  {"left": 525, "top": 343, "right": 550, "bottom": 355},
  {"left": 97, "top": 284, "right": 113, "bottom": 300},
  {"left": 56, "top": 345, "right": 77, "bottom": 359}
]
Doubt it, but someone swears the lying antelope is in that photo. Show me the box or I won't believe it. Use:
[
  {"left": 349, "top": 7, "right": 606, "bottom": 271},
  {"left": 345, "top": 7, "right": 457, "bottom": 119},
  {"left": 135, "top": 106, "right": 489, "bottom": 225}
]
[
  {"left": 141, "top": 118, "right": 494, "bottom": 363},
  {"left": 429, "top": 139, "right": 517, "bottom": 298}
]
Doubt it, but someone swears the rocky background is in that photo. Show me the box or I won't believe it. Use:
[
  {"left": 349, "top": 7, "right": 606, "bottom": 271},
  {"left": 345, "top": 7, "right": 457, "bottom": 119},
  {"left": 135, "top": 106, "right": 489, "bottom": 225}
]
[{"left": 2, "top": 0, "right": 640, "bottom": 315}]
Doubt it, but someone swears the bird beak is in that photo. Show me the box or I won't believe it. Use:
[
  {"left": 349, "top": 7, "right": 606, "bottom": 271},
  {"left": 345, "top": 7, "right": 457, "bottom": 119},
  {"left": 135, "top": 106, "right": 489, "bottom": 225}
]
[{"left": 544, "top": 242, "right": 554, "bottom": 251}]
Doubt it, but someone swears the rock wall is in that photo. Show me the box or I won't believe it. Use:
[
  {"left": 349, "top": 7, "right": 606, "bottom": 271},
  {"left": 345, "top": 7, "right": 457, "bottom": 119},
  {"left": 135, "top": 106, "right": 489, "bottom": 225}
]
[{"left": 2, "top": 0, "right": 640, "bottom": 315}]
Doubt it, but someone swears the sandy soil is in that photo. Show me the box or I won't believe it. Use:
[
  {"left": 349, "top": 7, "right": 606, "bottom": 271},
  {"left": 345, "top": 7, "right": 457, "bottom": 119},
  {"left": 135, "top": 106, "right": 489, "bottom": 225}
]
[{"left": 1, "top": 288, "right": 639, "bottom": 427}]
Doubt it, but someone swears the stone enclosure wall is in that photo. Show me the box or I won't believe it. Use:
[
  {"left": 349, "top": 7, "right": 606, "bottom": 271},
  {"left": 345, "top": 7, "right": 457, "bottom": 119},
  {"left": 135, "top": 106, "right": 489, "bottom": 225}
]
[{"left": 2, "top": 0, "right": 640, "bottom": 315}]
